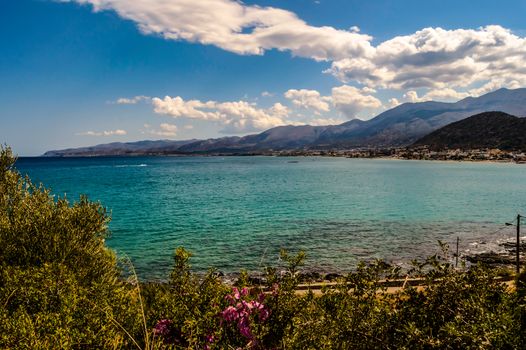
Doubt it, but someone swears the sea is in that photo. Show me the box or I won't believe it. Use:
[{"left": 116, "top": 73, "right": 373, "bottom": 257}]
[{"left": 15, "top": 156, "right": 526, "bottom": 280}]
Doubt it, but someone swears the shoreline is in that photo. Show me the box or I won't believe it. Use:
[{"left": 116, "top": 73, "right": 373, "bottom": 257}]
[
  {"left": 24, "top": 154, "right": 526, "bottom": 164},
  {"left": 32, "top": 147, "right": 526, "bottom": 164},
  {"left": 140, "top": 235, "right": 525, "bottom": 285}
]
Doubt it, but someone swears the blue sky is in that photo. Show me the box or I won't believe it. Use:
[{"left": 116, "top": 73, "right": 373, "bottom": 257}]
[{"left": 1, "top": 0, "right": 526, "bottom": 155}]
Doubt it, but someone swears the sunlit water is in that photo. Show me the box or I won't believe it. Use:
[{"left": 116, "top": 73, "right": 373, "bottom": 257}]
[{"left": 16, "top": 156, "right": 526, "bottom": 279}]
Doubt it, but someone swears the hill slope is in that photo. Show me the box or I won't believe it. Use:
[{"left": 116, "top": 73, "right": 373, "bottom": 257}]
[
  {"left": 412, "top": 111, "right": 526, "bottom": 151},
  {"left": 43, "top": 140, "right": 197, "bottom": 157}
]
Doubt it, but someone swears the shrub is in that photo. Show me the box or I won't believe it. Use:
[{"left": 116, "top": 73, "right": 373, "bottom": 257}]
[{"left": 0, "top": 146, "right": 142, "bottom": 348}]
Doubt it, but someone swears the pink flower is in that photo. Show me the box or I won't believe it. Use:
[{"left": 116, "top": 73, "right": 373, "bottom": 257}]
[
  {"left": 232, "top": 287, "right": 240, "bottom": 300},
  {"left": 259, "top": 308, "right": 270, "bottom": 322},
  {"left": 221, "top": 287, "right": 270, "bottom": 341},
  {"left": 237, "top": 317, "right": 253, "bottom": 339},
  {"left": 225, "top": 294, "right": 235, "bottom": 305},
  {"left": 257, "top": 293, "right": 266, "bottom": 303},
  {"left": 221, "top": 306, "right": 239, "bottom": 322}
]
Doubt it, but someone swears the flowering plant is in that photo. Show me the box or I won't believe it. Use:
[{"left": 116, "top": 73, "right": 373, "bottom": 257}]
[{"left": 220, "top": 287, "right": 270, "bottom": 348}]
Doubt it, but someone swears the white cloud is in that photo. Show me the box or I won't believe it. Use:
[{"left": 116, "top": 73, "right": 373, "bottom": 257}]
[
  {"left": 151, "top": 96, "right": 290, "bottom": 133},
  {"left": 76, "top": 129, "right": 127, "bottom": 136},
  {"left": 114, "top": 95, "right": 150, "bottom": 104},
  {"left": 422, "top": 88, "right": 469, "bottom": 101},
  {"left": 59, "top": 1, "right": 526, "bottom": 97},
  {"left": 62, "top": 0, "right": 372, "bottom": 61},
  {"left": 328, "top": 26, "right": 526, "bottom": 91},
  {"left": 60, "top": 2, "right": 526, "bottom": 100},
  {"left": 403, "top": 90, "right": 422, "bottom": 103},
  {"left": 216, "top": 101, "right": 289, "bottom": 132},
  {"left": 387, "top": 98, "right": 400, "bottom": 108},
  {"left": 468, "top": 80, "right": 523, "bottom": 97},
  {"left": 284, "top": 89, "right": 330, "bottom": 114},
  {"left": 152, "top": 96, "right": 223, "bottom": 121},
  {"left": 144, "top": 123, "right": 178, "bottom": 137},
  {"left": 331, "top": 85, "right": 382, "bottom": 118},
  {"left": 401, "top": 88, "right": 470, "bottom": 103},
  {"left": 283, "top": 86, "right": 383, "bottom": 119},
  {"left": 309, "top": 117, "right": 346, "bottom": 126},
  {"left": 261, "top": 91, "right": 274, "bottom": 97},
  {"left": 361, "top": 86, "right": 377, "bottom": 94}
]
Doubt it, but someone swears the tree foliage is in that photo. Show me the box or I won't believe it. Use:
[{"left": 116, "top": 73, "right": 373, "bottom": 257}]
[{"left": 0, "top": 146, "right": 142, "bottom": 348}]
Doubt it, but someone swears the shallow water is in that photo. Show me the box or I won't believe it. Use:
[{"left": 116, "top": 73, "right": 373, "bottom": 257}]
[{"left": 16, "top": 156, "right": 525, "bottom": 279}]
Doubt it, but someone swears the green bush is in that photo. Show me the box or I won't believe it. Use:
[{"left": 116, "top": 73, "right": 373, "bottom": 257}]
[{"left": 0, "top": 146, "right": 142, "bottom": 349}]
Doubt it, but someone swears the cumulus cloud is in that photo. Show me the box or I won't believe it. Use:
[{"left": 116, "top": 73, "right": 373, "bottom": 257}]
[
  {"left": 114, "top": 95, "right": 150, "bottom": 104},
  {"left": 403, "top": 90, "right": 422, "bottom": 103},
  {"left": 59, "top": 1, "right": 526, "bottom": 97},
  {"left": 76, "top": 129, "right": 127, "bottom": 136},
  {"left": 468, "top": 79, "right": 523, "bottom": 97},
  {"left": 331, "top": 85, "right": 382, "bottom": 118},
  {"left": 309, "top": 117, "right": 346, "bottom": 126},
  {"left": 284, "top": 89, "right": 330, "bottom": 114},
  {"left": 144, "top": 123, "right": 178, "bottom": 137},
  {"left": 283, "top": 85, "right": 382, "bottom": 119},
  {"left": 59, "top": 1, "right": 526, "bottom": 100},
  {"left": 61, "top": 0, "right": 372, "bottom": 61},
  {"left": 328, "top": 26, "right": 526, "bottom": 91},
  {"left": 402, "top": 88, "right": 470, "bottom": 103},
  {"left": 422, "top": 88, "right": 470, "bottom": 101},
  {"left": 152, "top": 96, "right": 290, "bottom": 133},
  {"left": 387, "top": 98, "right": 400, "bottom": 108},
  {"left": 152, "top": 96, "right": 223, "bottom": 121}
]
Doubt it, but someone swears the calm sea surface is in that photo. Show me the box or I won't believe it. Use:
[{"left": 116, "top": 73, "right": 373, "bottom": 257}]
[{"left": 15, "top": 156, "right": 526, "bottom": 279}]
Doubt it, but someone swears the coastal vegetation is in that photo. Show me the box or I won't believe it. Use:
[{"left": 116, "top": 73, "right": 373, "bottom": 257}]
[
  {"left": 1, "top": 145, "right": 526, "bottom": 349},
  {"left": 412, "top": 111, "right": 526, "bottom": 152}
]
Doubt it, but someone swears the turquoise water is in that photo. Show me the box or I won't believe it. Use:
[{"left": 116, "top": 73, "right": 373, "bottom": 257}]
[{"left": 15, "top": 156, "right": 526, "bottom": 279}]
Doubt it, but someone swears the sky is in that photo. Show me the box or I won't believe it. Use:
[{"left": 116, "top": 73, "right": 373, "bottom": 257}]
[{"left": 1, "top": 0, "right": 526, "bottom": 155}]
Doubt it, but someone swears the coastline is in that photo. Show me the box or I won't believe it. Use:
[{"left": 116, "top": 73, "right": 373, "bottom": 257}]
[{"left": 36, "top": 147, "right": 526, "bottom": 164}]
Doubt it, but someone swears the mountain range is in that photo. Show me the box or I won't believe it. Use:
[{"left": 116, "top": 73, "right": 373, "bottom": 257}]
[{"left": 43, "top": 88, "right": 526, "bottom": 156}]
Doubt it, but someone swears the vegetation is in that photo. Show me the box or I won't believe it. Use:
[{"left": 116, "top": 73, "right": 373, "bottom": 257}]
[
  {"left": 413, "top": 111, "right": 526, "bottom": 152},
  {"left": 1, "top": 145, "right": 525, "bottom": 349}
]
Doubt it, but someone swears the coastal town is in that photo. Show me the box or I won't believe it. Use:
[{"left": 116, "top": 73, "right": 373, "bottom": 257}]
[{"left": 271, "top": 147, "right": 526, "bottom": 163}]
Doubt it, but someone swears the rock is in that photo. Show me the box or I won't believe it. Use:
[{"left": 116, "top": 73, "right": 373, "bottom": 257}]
[
  {"left": 324, "top": 273, "right": 343, "bottom": 281},
  {"left": 500, "top": 241, "right": 526, "bottom": 253},
  {"left": 298, "top": 272, "right": 322, "bottom": 282},
  {"left": 247, "top": 276, "right": 263, "bottom": 285},
  {"left": 465, "top": 252, "right": 519, "bottom": 265}
]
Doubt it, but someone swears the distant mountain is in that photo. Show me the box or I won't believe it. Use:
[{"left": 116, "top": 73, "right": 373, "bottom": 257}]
[
  {"left": 179, "top": 87, "right": 526, "bottom": 153},
  {"left": 177, "top": 124, "right": 334, "bottom": 153},
  {"left": 44, "top": 88, "right": 526, "bottom": 156},
  {"left": 42, "top": 140, "right": 197, "bottom": 157},
  {"left": 412, "top": 111, "right": 526, "bottom": 151}
]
